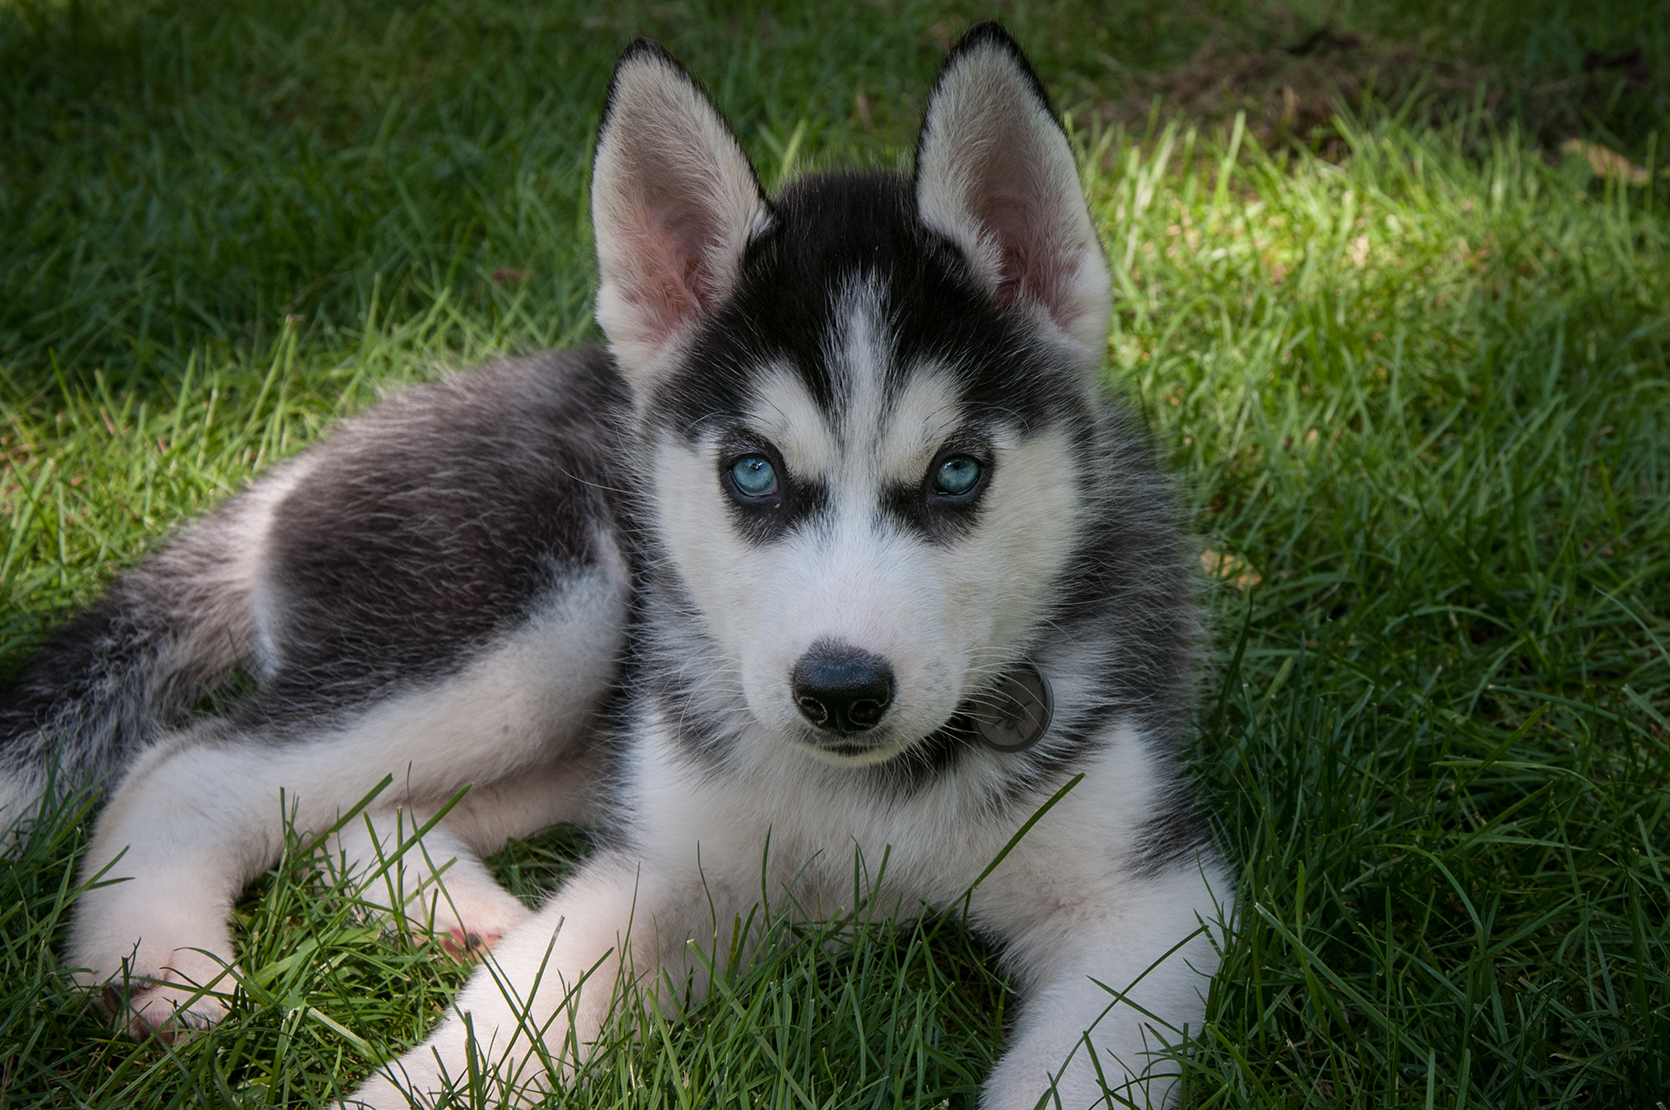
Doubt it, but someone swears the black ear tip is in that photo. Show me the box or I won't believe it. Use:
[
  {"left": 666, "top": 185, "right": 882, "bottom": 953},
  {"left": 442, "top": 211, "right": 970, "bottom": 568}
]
[
  {"left": 932, "top": 21, "right": 1054, "bottom": 118},
  {"left": 607, "top": 37, "right": 688, "bottom": 94},
  {"left": 616, "top": 36, "right": 678, "bottom": 67},
  {"left": 602, "top": 37, "right": 695, "bottom": 132},
  {"left": 947, "top": 20, "right": 1023, "bottom": 60}
]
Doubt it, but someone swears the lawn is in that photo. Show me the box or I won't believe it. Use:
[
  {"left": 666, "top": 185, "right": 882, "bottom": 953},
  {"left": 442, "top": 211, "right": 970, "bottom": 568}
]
[{"left": 2, "top": 0, "right": 1667, "bottom": 1107}]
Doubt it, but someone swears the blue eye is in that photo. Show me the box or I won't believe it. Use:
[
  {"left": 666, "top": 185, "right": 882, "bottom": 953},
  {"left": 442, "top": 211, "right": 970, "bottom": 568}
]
[
  {"left": 933, "top": 455, "right": 982, "bottom": 496},
  {"left": 730, "top": 454, "right": 779, "bottom": 498}
]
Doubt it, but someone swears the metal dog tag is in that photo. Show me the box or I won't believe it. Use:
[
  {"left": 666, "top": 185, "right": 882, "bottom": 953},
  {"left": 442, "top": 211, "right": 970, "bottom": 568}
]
[{"left": 971, "top": 663, "right": 1053, "bottom": 753}]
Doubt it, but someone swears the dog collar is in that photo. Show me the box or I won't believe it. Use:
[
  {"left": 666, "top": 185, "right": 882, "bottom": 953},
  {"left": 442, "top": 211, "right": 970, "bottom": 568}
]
[{"left": 970, "top": 662, "right": 1053, "bottom": 753}]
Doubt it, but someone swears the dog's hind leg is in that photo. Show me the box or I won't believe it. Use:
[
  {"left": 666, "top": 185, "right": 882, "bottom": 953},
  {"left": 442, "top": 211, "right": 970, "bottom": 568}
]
[
  {"left": 71, "top": 722, "right": 288, "bottom": 1039},
  {"left": 70, "top": 574, "right": 625, "bottom": 1041},
  {"left": 331, "top": 816, "right": 531, "bottom": 959},
  {"left": 325, "top": 753, "right": 605, "bottom": 959},
  {"left": 72, "top": 738, "right": 602, "bottom": 1041}
]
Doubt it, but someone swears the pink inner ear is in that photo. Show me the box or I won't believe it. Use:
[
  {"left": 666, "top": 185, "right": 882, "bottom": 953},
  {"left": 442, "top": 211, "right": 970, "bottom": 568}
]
[
  {"left": 617, "top": 193, "right": 725, "bottom": 343},
  {"left": 979, "top": 190, "right": 1072, "bottom": 324}
]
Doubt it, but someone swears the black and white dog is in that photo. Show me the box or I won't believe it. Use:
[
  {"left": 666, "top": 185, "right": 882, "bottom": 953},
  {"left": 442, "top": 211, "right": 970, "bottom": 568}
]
[{"left": 0, "top": 24, "right": 1229, "bottom": 1109}]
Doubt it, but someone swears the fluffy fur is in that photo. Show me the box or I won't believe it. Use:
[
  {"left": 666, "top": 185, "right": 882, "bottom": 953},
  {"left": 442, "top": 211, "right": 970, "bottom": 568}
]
[{"left": 0, "top": 25, "right": 1230, "bottom": 1109}]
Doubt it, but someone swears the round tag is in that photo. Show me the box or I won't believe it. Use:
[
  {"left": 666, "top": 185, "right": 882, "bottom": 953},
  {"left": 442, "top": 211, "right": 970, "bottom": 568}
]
[{"left": 970, "top": 663, "right": 1053, "bottom": 753}]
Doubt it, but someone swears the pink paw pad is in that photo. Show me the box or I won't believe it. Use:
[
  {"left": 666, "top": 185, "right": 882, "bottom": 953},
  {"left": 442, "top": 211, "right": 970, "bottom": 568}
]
[
  {"left": 441, "top": 926, "right": 506, "bottom": 960},
  {"left": 104, "top": 981, "right": 228, "bottom": 1043}
]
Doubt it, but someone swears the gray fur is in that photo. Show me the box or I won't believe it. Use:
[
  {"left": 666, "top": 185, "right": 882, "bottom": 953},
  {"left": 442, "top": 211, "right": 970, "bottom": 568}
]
[{"left": 1, "top": 349, "right": 629, "bottom": 830}]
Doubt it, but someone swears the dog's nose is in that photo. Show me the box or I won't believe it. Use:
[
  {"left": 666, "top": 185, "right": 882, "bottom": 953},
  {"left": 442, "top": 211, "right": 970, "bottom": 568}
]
[{"left": 791, "top": 644, "right": 895, "bottom": 734}]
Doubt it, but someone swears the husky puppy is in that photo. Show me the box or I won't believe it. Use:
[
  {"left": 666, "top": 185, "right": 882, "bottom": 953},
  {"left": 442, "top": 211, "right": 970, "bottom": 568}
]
[{"left": 0, "top": 24, "right": 1228, "bottom": 1110}]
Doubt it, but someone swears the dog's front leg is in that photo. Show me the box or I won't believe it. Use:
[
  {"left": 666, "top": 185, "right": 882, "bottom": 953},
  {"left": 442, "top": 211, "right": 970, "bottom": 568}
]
[
  {"left": 977, "top": 860, "right": 1228, "bottom": 1110},
  {"left": 343, "top": 850, "right": 705, "bottom": 1110}
]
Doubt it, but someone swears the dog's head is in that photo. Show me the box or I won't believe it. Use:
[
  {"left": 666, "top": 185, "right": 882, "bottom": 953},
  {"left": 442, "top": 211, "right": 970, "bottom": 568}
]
[{"left": 592, "top": 25, "right": 1114, "bottom": 767}]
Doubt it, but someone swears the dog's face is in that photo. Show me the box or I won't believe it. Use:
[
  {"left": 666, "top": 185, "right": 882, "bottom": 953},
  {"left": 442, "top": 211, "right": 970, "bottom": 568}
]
[
  {"left": 591, "top": 30, "right": 1112, "bottom": 765},
  {"left": 648, "top": 268, "right": 1091, "bottom": 766}
]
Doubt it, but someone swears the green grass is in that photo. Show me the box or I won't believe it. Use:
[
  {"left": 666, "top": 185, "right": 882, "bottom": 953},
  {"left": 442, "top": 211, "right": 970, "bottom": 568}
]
[{"left": 3, "top": 0, "right": 1668, "bottom": 1107}]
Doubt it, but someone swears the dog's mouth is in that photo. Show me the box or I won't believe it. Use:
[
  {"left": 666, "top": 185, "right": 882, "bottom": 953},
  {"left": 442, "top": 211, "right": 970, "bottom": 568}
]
[
  {"left": 817, "top": 739, "right": 887, "bottom": 758},
  {"left": 800, "top": 730, "right": 916, "bottom": 766}
]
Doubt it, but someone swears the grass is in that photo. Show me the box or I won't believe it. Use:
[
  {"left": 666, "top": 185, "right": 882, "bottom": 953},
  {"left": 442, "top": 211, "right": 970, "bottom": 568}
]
[{"left": 2, "top": 0, "right": 1668, "bottom": 1107}]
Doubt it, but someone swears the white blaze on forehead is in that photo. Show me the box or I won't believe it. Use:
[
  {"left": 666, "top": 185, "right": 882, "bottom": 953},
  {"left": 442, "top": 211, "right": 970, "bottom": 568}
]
[
  {"left": 831, "top": 279, "right": 891, "bottom": 455},
  {"left": 742, "top": 281, "right": 966, "bottom": 498},
  {"left": 830, "top": 282, "right": 966, "bottom": 501}
]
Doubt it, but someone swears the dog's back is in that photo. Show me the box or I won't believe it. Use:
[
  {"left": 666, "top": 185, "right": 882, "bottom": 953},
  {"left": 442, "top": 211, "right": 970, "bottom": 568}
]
[{"left": 0, "top": 351, "right": 629, "bottom": 834}]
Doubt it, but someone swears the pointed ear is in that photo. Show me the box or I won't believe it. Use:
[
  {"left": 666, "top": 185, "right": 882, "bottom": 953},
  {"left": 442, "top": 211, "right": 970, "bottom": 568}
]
[
  {"left": 592, "top": 40, "right": 767, "bottom": 386},
  {"left": 915, "top": 24, "right": 1111, "bottom": 364}
]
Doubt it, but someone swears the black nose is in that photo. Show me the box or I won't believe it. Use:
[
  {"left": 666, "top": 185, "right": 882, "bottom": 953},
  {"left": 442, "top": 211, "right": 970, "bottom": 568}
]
[{"left": 791, "top": 643, "right": 895, "bottom": 734}]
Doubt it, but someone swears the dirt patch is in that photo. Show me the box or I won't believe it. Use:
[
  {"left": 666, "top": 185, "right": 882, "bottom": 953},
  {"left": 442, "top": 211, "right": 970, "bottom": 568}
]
[{"left": 1088, "top": 22, "right": 1660, "bottom": 158}]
